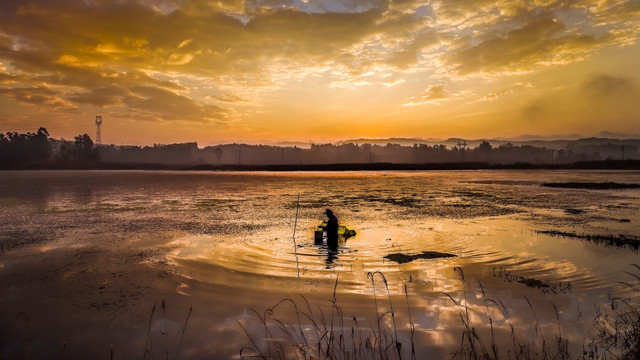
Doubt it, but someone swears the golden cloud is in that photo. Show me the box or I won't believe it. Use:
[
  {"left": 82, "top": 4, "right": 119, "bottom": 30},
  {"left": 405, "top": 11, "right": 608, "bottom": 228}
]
[
  {"left": 404, "top": 85, "right": 470, "bottom": 106},
  {"left": 0, "top": 0, "right": 638, "bottom": 133},
  {"left": 0, "top": 86, "right": 77, "bottom": 110},
  {"left": 447, "top": 15, "right": 606, "bottom": 76},
  {"left": 476, "top": 82, "right": 534, "bottom": 102}
]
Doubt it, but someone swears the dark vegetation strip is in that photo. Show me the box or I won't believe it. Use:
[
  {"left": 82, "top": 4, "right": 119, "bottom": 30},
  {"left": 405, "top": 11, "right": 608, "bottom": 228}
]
[
  {"left": 3, "top": 127, "right": 640, "bottom": 170},
  {"left": 4, "top": 160, "right": 640, "bottom": 171},
  {"left": 537, "top": 230, "right": 640, "bottom": 251},
  {"left": 384, "top": 251, "right": 456, "bottom": 264},
  {"left": 493, "top": 266, "right": 572, "bottom": 294},
  {"left": 543, "top": 182, "right": 640, "bottom": 189}
]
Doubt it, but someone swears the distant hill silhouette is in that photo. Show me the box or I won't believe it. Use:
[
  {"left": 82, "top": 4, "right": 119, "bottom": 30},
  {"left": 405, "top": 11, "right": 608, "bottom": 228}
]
[
  {"left": 336, "top": 136, "right": 640, "bottom": 150},
  {"left": 2, "top": 127, "right": 639, "bottom": 170}
]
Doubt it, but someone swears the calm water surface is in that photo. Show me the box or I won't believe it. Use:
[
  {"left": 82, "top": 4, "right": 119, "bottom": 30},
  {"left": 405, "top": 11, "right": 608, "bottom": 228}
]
[{"left": 1, "top": 170, "right": 639, "bottom": 358}]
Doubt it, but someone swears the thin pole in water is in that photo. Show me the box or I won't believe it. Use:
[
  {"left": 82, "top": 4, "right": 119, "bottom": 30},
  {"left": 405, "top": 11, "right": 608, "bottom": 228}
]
[{"left": 292, "top": 193, "right": 300, "bottom": 277}]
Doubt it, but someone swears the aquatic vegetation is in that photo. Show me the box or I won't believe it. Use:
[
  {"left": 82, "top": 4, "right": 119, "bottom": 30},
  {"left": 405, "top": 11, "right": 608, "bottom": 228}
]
[
  {"left": 446, "top": 267, "right": 571, "bottom": 360},
  {"left": 537, "top": 230, "right": 640, "bottom": 252},
  {"left": 142, "top": 300, "right": 192, "bottom": 360},
  {"left": 493, "top": 266, "right": 572, "bottom": 294},
  {"left": 564, "top": 208, "right": 585, "bottom": 215},
  {"left": 384, "top": 251, "right": 456, "bottom": 264},
  {"left": 238, "top": 267, "right": 640, "bottom": 359},
  {"left": 239, "top": 268, "right": 577, "bottom": 360},
  {"left": 2, "top": 170, "right": 640, "bottom": 358},
  {"left": 238, "top": 272, "right": 415, "bottom": 360},
  {"left": 340, "top": 194, "right": 424, "bottom": 208},
  {"left": 542, "top": 182, "right": 640, "bottom": 190},
  {"left": 585, "top": 265, "right": 640, "bottom": 359}
]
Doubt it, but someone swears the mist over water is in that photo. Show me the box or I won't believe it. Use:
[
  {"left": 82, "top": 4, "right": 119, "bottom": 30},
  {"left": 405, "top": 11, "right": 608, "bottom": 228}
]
[{"left": 1, "top": 170, "right": 639, "bottom": 358}]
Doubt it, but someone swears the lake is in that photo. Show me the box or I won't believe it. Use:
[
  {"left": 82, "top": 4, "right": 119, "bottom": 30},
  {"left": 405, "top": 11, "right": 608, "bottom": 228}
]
[{"left": 1, "top": 170, "right": 639, "bottom": 359}]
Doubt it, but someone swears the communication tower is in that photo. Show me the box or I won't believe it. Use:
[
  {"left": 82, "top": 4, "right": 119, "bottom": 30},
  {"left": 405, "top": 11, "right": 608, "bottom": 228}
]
[
  {"left": 95, "top": 115, "right": 102, "bottom": 145},
  {"left": 457, "top": 139, "right": 467, "bottom": 162}
]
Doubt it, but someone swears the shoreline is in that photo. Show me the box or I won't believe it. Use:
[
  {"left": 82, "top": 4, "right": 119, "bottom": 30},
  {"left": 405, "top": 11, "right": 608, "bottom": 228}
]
[{"left": 1, "top": 159, "right": 639, "bottom": 171}]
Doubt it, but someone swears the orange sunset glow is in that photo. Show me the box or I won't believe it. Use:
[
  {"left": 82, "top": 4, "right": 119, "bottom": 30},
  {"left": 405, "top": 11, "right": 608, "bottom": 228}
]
[{"left": 0, "top": 0, "right": 639, "bottom": 145}]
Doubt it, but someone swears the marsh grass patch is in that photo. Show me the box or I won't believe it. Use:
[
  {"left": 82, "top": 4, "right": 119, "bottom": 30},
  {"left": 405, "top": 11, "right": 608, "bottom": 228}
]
[
  {"left": 543, "top": 182, "right": 640, "bottom": 190},
  {"left": 493, "top": 266, "right": 572, "bottom": 294},
  {"left": 537, "top": 230, "right": 640, "bottom": 252}
]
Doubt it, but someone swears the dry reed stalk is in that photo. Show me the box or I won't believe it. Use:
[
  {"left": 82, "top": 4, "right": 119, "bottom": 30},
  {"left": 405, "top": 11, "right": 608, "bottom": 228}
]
[
  {"left": 292, "top": 194, "right": 300, "bottom": 278},
  {"left": 143, "top": 302, "right": 156, "bottom": 360},
  {"left": 174, "top": 306, "right": 192, "bottom": 360}
]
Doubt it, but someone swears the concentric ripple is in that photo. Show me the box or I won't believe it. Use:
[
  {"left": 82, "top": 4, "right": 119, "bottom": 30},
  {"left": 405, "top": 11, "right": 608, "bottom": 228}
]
[{"left": 166, "top": 216, "right": 634, "bottom": 300}]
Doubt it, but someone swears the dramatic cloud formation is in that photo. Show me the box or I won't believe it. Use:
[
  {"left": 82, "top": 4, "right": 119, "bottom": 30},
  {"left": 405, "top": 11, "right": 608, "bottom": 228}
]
[{"left": 0, "top": 0, "right": 638, "bottom": 144}]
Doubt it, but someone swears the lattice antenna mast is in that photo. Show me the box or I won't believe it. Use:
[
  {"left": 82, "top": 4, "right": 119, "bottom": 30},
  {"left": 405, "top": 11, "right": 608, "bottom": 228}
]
[
  {"left": 457, "top": 140, "right": 467, "bottom": 150},
  {"left": 95, "top": 115, "right": 102, "bottom": 145}
]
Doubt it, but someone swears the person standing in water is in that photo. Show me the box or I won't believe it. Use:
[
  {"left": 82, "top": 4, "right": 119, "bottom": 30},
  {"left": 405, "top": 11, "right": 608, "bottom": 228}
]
[{"left": 324, "top": 209, "right": 339, "bottom": 251}]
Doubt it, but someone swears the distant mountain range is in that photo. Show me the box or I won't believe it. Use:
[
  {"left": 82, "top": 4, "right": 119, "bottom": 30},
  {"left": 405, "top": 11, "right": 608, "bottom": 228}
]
[{"left": 328, "top": 132, "right": 640, "bottom": 150}]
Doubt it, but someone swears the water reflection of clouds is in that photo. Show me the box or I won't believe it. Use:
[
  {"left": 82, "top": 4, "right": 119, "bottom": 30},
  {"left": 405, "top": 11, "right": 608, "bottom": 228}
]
[
  {"left": 3, "top": 170, "right": 640, "bottom": 358},
  {"left": 167, "top": 213, "right": 629, "bottom": 305}
]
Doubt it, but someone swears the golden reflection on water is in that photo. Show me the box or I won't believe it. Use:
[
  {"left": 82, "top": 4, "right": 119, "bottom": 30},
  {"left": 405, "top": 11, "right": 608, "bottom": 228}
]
[
  {"left": 1, "top": 170, "right": 640, "bottom": 358},
  {"left": 168, "top": 217, "right": 622, "bottom": 297},
  {"left": 164, "top": 199, "right": 640, "bottom": 357}
]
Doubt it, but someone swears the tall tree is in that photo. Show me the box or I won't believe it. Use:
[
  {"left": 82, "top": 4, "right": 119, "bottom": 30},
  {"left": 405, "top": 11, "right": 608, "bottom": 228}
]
[{"left": 74, "top": 134, "right": 96, "bottom": 161}]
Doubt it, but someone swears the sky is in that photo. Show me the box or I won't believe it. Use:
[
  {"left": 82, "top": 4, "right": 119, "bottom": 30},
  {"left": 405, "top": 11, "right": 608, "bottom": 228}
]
[{"left": 0, "top": 0, "right": 639, "bottom": 146}]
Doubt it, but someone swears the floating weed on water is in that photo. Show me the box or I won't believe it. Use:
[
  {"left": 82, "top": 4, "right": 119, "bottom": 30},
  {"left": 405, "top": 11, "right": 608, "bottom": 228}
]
[
  {"left": 542, "top": 182, "right": 640, "bottom": 190},
  {"left": 339, "top": 194, "right": 424, "bottom": 209},
  {"left": 537, "top": 230, "right": 640, "bottom": 252},
  {"left": 193, "top": 198, "right": 241, "bottom": 211},
  {"left": 36, "top": 203, "right": 144, "bottom": 214},
  {"left": 564, "top": 208, "right": 586, "bottom": 215},
  {"left": 453, "top": 189, "right": 499, "bottom": 201},
  {"left": 384, "top": 251, "right": 456, "bottom": 264},
  {"left": 493, "top": 266, "right": 572, "bottom": 294}
]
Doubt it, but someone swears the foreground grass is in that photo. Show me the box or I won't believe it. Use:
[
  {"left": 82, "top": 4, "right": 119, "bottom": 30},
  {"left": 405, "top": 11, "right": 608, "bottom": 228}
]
[
  {"left": 586, "top": 265, "right": 640, "bottom": 360},
  {"left": 239, "top": 267, "right": 640, "bottom": 360},
  {"left": 12, "top": 268, "right": 639, "bottom": 359},
  {"left": 238, "top": 272, "right": 413, "bottom": 360}
]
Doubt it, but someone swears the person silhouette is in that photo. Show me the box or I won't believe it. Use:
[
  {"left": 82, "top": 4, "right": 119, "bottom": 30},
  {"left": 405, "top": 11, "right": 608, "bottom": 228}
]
[{"left": 324, "top": 209, "right": 339, "bottom": 251}]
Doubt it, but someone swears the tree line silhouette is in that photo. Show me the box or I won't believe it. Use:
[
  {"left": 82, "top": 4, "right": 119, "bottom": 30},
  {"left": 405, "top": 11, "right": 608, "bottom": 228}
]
[
  {"left": 0, "top": 128, "right": 97, "bottom": 168},
  {"left": 1, "top": 127, "right": 638, "bottom": 169}
]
